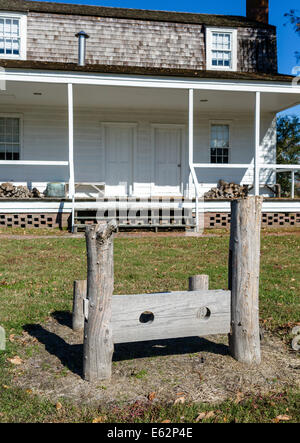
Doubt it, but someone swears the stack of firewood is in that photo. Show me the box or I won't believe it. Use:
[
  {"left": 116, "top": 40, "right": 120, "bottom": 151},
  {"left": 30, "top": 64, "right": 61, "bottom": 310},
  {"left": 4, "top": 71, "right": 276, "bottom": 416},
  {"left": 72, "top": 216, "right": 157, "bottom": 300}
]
[
  {"left": 204, "top": 180, "right": 250, "bottom": 199},
  {"left": 0, "top": 182, "right": 41, "bottom": 198}
]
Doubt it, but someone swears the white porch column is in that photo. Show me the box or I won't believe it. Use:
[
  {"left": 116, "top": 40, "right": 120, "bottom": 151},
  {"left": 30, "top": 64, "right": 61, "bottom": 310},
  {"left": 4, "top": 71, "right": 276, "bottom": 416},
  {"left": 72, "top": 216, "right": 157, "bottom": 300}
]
[
  {"left": 291, "top": 171, "right": 295, "bottom": 199},
  {"left": 68, "top": 83, "right": 75, "bottom": 199},
  {"left": 254, "top": 91, "right": 261, "bottom": 196},
  {"left": 188, "top": 88, "right": 200, "bottom": 232},
  {"left": 188, "top": 88, "right": 194, "bottom": 196}
]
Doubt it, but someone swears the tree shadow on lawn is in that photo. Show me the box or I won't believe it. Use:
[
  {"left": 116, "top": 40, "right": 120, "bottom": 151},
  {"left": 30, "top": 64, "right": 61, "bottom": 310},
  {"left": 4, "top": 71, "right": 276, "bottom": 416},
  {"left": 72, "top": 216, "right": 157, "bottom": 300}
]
[{"left": 24, "top": 311, "right": 229, "bottom": 379}]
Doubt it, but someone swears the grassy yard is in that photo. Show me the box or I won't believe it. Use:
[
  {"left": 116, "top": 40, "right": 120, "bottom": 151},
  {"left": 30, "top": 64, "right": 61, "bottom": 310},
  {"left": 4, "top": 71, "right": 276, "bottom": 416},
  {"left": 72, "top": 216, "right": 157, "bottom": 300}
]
[{"left": 0, "top": 231, "right": 299, "bottom": 422}]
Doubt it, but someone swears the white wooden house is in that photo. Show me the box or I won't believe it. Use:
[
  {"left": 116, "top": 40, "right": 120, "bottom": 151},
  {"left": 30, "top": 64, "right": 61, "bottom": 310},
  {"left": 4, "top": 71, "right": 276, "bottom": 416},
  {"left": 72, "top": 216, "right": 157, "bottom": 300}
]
[{"left": 0, "top": 0, "right": 299, "bottom": 230}]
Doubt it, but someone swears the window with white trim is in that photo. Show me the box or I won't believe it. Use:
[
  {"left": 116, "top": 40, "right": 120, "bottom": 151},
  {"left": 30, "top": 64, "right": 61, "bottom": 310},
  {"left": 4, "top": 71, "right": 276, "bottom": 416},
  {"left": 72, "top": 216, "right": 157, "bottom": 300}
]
[
  {"left": 0, "top": 13, "right": 27, "bottom": 59},
  {"left": 206, "top": 28, "right": 237, "bottom": 71},
  {"left": 210, "top": 124, "right": 230, "bottom": 164},
  {"left": 0, "top": 117, "right": 20, "bottom": 160}
]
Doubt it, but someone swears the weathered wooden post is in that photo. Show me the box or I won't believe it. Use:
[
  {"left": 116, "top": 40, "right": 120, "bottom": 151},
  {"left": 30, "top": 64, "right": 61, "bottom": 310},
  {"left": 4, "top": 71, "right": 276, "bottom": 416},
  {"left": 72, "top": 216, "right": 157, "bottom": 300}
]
[
  {"left": 72, "top": 280, "right": 87, "bottom": 332},
  {"left": 188, "top": 274, "right": 209, "bottom": 291},
  {"left": 83, "top": 220, "right": 117, "bottom": 382},
  {"left": 228, "top": 196, "right": 263, "bottom": 365}
]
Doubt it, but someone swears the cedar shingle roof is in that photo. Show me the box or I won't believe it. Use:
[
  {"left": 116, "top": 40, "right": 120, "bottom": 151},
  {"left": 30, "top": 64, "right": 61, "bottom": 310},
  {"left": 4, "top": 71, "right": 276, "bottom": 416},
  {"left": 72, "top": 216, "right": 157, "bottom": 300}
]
[
  {"left": 0, "top": 59, "right": 294, "bottom": 83},
  {"left": 0, "top": 0, "right": 276, "bottom": 29}
]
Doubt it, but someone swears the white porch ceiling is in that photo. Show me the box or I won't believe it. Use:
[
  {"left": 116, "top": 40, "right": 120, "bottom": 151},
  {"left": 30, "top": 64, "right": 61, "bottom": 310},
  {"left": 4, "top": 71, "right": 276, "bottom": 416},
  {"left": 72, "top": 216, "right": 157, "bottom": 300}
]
[{"left": 0, "top": 81, "right": 299, "bottom": 114}]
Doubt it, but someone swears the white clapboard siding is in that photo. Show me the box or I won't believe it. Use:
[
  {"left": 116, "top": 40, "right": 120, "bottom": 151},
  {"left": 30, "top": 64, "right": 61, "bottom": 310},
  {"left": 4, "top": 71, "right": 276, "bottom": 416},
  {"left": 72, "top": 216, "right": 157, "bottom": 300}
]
[{"left": 111, "top": 289, "right": 231, "bottom": 343}]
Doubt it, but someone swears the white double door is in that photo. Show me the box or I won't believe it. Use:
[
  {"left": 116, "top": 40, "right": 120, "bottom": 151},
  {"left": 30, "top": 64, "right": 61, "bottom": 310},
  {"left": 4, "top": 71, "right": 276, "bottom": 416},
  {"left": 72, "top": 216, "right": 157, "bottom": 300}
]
[{"left": 103, "top": 123, "right": 183, "bottom": 197}]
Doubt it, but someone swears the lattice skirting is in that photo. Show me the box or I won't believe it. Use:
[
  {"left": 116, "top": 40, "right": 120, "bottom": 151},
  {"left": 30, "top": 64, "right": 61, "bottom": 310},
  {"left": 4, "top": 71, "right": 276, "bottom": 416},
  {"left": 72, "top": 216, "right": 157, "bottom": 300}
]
[
  {"left": 0, "top": 211, "right": 299, "bottom": 229},
  {"left": 205, "top": 212, "right": 300, "bottom": 229},
  {"left": 0, "top": 213, "right": 70, "bottom": 229}
]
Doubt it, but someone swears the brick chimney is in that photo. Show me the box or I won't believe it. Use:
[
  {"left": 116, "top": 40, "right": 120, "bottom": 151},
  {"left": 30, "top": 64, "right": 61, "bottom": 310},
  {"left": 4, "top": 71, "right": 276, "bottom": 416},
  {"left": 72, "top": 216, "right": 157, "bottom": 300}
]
[{"left": 246, "top": 0, "right": 269, "bottom": 24}]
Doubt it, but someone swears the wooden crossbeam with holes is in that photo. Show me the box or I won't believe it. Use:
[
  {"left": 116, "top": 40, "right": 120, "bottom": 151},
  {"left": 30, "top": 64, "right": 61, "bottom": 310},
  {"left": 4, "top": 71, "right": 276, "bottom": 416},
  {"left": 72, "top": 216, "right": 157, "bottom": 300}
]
[
  {"left": 111, "top": 290, "right": 230, "bottom": 343},
  {"left": 77, "top": 288, "right": 231, "bottom": 344}
]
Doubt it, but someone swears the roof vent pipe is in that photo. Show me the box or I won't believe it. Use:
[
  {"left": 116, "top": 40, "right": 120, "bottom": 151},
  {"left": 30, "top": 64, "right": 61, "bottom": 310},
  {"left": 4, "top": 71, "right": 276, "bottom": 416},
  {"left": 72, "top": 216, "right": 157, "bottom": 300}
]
[{"left": 75, "top": 31, "right": 90, "bottom": 66}]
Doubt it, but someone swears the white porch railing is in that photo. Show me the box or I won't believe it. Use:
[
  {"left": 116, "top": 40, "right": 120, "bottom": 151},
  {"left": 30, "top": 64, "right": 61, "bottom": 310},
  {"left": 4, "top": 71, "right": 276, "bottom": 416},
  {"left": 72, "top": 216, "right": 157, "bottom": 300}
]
[
  {"left": 0, "top": 161, "right": 68, "bottom": 166},
  {"left": 0, "top": 84, "right": 76, "bottom": 228},
  {"left": 191, "top": 164, "right": 299, "bottom": 224},
  {"left": 277, "top": 167, "right": 299, "bottom": 199},
  {"left": 0, "top": 159, "right": 73, "bottom": 227},
  {"left": 188, "top": 89, "right": 299, "bottom": 232}
]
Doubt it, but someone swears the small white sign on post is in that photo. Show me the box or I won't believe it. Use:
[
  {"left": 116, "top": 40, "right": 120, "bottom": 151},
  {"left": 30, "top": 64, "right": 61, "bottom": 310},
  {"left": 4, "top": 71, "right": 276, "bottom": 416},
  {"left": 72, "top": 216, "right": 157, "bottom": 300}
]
[{"left": 0, "top": 326, "right": 5, "bottom": 351}]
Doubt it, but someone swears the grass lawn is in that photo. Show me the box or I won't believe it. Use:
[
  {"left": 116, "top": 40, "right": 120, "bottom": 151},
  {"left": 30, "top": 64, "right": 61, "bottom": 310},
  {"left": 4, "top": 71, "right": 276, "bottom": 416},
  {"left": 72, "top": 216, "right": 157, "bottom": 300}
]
[{"left": 0, "top": 231, "right": 299, "bottom": 423}]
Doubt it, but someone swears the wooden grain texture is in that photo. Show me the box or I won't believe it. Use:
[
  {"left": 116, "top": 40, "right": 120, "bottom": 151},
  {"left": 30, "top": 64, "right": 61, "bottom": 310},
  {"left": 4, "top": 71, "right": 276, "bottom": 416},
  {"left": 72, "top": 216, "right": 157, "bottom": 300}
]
[
  {"left": 228, "top": 196, "right": 263, "bottom": 365},
  {"left": 83, "top": 220, "right": 117, "bottom": 382},
  {"left": 0, "top": 326, "right": 5, "bottom": 351},
  {"left": 110, "top": 290, "right": 230, "bottom": 343},
  {"left": 72, "top": 280, "right": 87, "bottom": 332},
  {"left": 189, "top": 274, "right": 209, "bottom": 291}
]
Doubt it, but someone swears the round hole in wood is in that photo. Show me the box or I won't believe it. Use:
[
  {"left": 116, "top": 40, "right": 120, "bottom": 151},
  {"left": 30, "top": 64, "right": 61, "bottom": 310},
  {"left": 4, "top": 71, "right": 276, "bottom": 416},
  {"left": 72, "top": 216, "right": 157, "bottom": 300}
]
[
  {"left": 139, "top": 311, "right": 154, "bottom": 324},
  {"left": 196, "top": 307, "right": 211, "bottom": 320}
]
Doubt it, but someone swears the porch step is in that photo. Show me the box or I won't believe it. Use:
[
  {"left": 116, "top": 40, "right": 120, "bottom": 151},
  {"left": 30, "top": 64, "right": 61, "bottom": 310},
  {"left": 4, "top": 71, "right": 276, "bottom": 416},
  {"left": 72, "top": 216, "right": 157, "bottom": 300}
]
[{"left": 73, "top": 207, "right": 196, "bottom": 232}]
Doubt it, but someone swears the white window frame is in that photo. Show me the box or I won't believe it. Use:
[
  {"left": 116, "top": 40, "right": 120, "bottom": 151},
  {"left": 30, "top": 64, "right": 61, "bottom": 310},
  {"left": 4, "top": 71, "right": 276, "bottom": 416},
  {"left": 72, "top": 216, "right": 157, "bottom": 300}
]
[
  {"left": 206, "top": 27, "right": 237, "bottom": 71},
  {"left": 0, "top": 113, "right": 23, "bottom": 161},
  {"left": 0, "top": 12, "right": 27, "bottom": 60},
  {"left": 209, "top": 120, "right": 232, "bottom": 164}
]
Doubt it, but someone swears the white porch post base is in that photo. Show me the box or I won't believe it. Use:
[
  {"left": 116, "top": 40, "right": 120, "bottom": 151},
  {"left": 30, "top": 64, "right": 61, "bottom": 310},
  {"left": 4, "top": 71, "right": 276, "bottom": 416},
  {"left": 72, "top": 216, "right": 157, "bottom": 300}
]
[{"left": 188, "top": 172, "right": 194, "bottom": 199}]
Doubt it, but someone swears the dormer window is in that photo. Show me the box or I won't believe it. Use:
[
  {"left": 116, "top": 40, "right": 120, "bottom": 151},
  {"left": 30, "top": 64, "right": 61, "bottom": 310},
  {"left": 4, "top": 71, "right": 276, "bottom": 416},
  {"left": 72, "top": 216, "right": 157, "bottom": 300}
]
[
  {"left": 0, "top": 13, "right": 27, "bottom": 60},
  {"left": 206, "top": 28, "right": 237, "bottom": 71}
]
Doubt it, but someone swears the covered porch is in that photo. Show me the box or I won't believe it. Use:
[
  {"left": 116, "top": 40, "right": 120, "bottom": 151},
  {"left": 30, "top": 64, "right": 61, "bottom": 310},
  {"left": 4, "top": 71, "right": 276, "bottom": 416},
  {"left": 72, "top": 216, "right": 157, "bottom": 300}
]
[{"left": 0, "top": 68, "right": 299, "bottom": 230}]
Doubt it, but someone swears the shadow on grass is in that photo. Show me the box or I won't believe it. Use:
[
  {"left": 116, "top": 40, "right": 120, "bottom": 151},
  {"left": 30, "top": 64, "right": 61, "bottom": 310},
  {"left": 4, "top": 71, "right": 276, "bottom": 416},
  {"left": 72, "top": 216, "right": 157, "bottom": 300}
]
[
  {"left": 24, "top": 324, "right": 83, "bottom": 377},
  {"left": 51, "top": 310, "right": 73, "bottom": 328},
  {"left": 113, "top": 337, "right": 228, "bottom": 361},
  {"left": 24, "top": 313, "right": 229, "bottom": 378}
]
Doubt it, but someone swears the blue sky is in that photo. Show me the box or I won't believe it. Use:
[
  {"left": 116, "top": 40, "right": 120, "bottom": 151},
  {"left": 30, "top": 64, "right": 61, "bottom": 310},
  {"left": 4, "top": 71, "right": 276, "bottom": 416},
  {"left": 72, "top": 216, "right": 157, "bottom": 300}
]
[{"left": 30, "top": 0, "right": 300, "bottom": 116}]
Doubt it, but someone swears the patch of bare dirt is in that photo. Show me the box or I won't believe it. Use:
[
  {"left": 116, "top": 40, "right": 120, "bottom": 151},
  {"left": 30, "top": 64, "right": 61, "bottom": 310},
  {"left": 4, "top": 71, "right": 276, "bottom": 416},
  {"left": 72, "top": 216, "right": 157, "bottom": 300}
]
[{"left": 12, "top": 314, "right": 300, "bottom": 406}]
